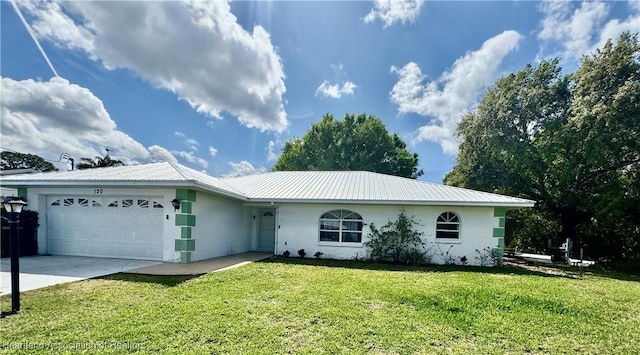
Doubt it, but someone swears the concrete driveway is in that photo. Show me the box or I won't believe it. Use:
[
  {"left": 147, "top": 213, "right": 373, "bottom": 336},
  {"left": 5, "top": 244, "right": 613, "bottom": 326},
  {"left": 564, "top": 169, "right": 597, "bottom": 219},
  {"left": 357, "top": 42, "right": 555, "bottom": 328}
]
[{"left": 0, "top": 256, "right": 161, "bottom": 295}]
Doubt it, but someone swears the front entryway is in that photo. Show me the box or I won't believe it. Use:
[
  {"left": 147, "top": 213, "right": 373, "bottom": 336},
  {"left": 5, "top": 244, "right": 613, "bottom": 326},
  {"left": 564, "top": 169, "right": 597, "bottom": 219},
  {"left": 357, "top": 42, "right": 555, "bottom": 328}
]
[{"left": 257, "top": 208, "right": 276, "bottom": 252}]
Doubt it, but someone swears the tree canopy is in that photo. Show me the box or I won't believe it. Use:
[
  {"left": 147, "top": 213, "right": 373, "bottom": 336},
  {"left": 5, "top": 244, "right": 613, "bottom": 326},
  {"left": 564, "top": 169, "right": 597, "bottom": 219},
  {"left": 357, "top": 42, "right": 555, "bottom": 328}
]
[
  {"left": 77, "top": 154, "right": 125, "bottom": 169},
  {"left": 445, "top": 32, "right": 640, "bottom": 270},
  {"left": 0, "top": 151, "right": 58, "bottom": 172},
  {"left": 274, "top": 113, "right": 423, "bottom": 179}
]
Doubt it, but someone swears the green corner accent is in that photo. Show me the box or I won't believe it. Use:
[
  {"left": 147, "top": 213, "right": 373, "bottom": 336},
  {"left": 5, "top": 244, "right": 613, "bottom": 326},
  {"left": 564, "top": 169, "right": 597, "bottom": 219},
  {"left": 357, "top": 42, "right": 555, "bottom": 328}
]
[
  {"left": 498, "top": 217, "right": 506, "bottom": 228},
  {"left": 175, "top": 214, "right": 196, "bottom": 227},
  {"left": 180, "top": 252, "right": 191, "bottom": 263},
  {"left": 493, "top": 207, "right": 506, "bottom": 217},
  {"left": 181, "top": 227, "right": 192, "bottom": 239},
  {"left": 180, "top": 201, "right": 192, "bottom": 214},
  {"left": 493, "top": 227, "right": 505, "bottom": 238},
  {"left": 497, "top": 237, "right": 505, "bottom": 248},
  {"left": 175, "top": 239, "right": 195, "bottom": 252},
  {"left": 17, "top": 187, "right": 27, "bottom": 198},
  {"left": 175, "top": 189, "right": 196, "bottom": 202}
]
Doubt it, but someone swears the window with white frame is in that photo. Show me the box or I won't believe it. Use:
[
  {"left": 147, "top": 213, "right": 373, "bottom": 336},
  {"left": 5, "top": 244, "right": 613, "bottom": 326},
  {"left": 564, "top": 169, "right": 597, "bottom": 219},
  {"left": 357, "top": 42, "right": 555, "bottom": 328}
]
[
  {"left": 319, "top": 210, "right": 363, "bottom": 243},
  {"left": 436, "top": 212, "right": 460, "bottom": 239}
]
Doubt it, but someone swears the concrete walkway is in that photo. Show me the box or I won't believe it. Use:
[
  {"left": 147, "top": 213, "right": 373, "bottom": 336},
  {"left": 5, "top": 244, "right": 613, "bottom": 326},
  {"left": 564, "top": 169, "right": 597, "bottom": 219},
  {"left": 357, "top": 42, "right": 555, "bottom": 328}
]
[
  {"left": 126, "top": 252, "right": 274, "bottom": 275},
  {"left": 1, "top": 256, "right": 161, "bottom": 295}
]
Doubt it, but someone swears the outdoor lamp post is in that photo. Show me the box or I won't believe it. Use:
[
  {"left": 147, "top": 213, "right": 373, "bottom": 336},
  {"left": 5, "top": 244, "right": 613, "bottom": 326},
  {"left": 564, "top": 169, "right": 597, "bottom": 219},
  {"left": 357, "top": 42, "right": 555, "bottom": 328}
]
[{"left": 3, "top": 196, "right": 28, "bottom": 314}]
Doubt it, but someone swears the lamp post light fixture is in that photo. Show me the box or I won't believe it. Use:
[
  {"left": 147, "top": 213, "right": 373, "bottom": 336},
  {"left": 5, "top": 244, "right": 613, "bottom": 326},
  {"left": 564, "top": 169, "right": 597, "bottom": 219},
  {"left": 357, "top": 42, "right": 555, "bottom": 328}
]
[
  {"left": 171, "top": 198, "right": 181, "bottom": 212},
  {"left": 2, "top": 196, "right": 28, "bottom": 315}
]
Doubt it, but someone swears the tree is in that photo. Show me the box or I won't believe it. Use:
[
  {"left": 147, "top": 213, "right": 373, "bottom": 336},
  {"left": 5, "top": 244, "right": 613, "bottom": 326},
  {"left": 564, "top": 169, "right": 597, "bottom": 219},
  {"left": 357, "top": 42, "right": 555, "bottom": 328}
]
[
  {"left": 77, "top": 154, "right": 125, "bottom": 169},
  {"left": 0, "top": 151, "right": 58, "bottom": 172},
  {"left": 274, "top": 113, "right": 423, "bottom": 178},
  {"left": 445, "top": 33, "right": 640, "bottom": 269}
]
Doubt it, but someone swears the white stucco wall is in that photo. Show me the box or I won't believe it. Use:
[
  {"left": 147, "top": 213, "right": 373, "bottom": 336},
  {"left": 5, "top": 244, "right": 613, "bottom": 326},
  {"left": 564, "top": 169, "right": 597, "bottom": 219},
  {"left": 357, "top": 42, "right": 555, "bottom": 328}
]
[
  {"left": 190, "top": 192, "right": 252, "bottom": 262},
  {"left": 22, "top": 186, "right": 178, "bottom": 261},
  {"left": 275, "top": 203, "right": 501, "bottom": 266}
]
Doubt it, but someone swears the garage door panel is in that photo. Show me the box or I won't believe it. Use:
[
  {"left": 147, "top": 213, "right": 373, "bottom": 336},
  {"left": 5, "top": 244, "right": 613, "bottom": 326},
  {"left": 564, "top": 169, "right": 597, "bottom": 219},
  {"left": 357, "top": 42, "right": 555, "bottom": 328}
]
[{"left": 47, "top": 195, "right": 164, "bottom": 260}]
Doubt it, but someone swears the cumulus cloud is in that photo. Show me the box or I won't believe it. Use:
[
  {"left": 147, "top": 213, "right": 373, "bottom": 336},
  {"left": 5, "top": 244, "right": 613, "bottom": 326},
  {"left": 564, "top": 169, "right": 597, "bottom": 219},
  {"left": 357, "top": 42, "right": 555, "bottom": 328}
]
[
  {"left": 267, "top": 140, "right": 278, "bottom": 161},
  {"left": 208, "top": 146, "right": 218, "bottom": 157},
  {"left": 538, "top": 1, "right": 640, "bottom": 60},
  {"left": 148, "top": 145, "right": 178, "bottom": 164},
  {"left": 389, "top": 30, "right": 523, "bottom": 154},
  {"left": 172, "top": 150, "right": 208, "bottom": 169},
  {"left": 315, "top": 81, "right": 357, "bottom": 99},
  {"left": 20, "top": 0, "right": 288, "bottom": 132},
  {"left": 364, "top": 0, "right": 425, "bottom": 28},
  {"left": 224, "top": 161, "right": 266, "bottom": 177},
  {"left": 174, "top": 131, "right": 200, "bottom": 151},
  {"left": 1, "top": 76, "right": 151, "bottom": 168}
]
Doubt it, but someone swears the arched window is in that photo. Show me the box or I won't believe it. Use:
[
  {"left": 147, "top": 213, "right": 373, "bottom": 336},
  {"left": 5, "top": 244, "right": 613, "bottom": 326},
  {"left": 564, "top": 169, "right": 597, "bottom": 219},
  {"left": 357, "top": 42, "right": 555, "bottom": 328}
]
[
  {"left": 319, "top": 210, "right": 363, "bottom": 243},
  {"left": 436, "top": 212, "right": 460, "bottom": 239}
]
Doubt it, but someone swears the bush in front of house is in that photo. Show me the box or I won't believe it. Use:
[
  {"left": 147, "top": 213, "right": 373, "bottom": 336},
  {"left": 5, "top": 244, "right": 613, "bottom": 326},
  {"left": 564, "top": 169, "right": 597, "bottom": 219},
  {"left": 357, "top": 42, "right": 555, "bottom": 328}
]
[{"left": 364, "top": 210, "right": 427, "bottom": 265}]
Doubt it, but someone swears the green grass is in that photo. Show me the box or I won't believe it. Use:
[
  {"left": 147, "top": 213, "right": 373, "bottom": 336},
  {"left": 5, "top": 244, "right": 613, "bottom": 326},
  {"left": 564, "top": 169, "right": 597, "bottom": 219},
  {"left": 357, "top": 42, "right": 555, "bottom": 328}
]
[{"left": 1, "top": 258, "right": 639, "bottom": 354}]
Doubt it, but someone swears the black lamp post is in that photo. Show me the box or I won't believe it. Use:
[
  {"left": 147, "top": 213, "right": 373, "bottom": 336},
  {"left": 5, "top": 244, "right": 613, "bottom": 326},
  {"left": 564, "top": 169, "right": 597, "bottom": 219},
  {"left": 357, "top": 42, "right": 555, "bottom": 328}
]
[{"left": 3, "top": 196, "right": 28, "bottom": 314}]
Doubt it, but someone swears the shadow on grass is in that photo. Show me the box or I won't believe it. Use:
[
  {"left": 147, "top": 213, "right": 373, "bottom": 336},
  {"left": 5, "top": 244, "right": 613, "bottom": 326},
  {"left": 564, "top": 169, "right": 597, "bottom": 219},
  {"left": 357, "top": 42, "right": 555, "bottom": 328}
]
[
  {"left": 260, "top": 256, "right": 580, "bottom": 279},
  {"left": 96, "top": 273, "right": 201, "bottom": 287}
]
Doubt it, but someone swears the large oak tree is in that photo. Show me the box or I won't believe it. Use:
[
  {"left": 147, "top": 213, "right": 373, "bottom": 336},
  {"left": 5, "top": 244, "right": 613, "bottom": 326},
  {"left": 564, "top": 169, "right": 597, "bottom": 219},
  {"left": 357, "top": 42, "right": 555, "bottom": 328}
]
[
  {"left": 274, "top": 113, "right": 423, "bottom": 179},
  {"left": 445, "top": 33, "right": 640, "bottom": 269}
]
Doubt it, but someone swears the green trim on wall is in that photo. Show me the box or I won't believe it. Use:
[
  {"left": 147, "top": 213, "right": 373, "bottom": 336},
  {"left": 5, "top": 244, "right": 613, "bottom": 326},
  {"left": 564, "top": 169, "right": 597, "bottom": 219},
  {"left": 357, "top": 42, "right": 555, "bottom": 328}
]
[
  {"left": 497, "top": 237, "right": 505, "bottom": 248},
  {"left": 181, "top": 227, "right": 192, "bottom": 239},
  {"left": 17, "top": 187, "right": 27, "bottom": 198},
  {"left": 175, "top": 189, "right": 196, "bottom": 202},
  {"left": 493, "top": 228, "right": 505, "bottom": 238},
  {"left": 175, "top": 239, "right": 195, "bottom": 251},
  {"left": 174, "top": 188, "right": 196, "bottom": 263},
  {"left": 493, "top": 207, "right": 506, "bottom": 217},
  {"left": 175, "top": 214, "right": 196, "bottom": 226},
  {"left": 498, "top": 217, "right": 505, "bottom": 228},
  {"left": 180, "top": 201, "right": 192, "bottom": 214}
]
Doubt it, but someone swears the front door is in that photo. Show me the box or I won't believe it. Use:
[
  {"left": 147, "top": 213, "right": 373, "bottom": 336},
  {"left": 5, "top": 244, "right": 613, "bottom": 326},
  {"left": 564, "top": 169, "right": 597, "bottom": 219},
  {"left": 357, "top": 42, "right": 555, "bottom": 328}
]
[{"left": 258, "top": 209, "right": 276, "bottom": 251}]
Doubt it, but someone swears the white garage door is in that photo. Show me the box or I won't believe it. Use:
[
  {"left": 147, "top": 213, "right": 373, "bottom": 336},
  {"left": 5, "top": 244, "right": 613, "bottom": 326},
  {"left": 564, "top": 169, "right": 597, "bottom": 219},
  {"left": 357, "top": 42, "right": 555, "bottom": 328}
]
[{"left": 47, "top": 196, "right": 164, "bottom": 260}]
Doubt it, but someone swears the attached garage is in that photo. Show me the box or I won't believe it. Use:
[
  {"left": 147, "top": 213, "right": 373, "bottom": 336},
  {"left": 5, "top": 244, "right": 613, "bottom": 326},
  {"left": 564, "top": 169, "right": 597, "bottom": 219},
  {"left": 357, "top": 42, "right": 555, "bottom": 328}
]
[{"left": 46, "top": 195, "right": 165, "bottom": 260}]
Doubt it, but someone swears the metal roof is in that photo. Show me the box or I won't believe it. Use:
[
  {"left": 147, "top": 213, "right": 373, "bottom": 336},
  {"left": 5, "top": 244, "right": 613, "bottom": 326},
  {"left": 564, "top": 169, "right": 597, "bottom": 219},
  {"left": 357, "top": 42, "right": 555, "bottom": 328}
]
[
  {"left": 220, "top": 170, "right": 534, "bottom": 207},
  {"left": 0, "top": 162, "right": 534, "bottom": 207}
]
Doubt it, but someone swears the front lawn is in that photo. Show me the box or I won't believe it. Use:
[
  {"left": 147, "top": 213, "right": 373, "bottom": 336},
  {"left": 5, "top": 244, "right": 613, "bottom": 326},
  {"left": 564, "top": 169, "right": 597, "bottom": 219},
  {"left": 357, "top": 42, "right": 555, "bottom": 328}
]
[{"left": 1, "top": 258, "right": 639, "bottom": 353}]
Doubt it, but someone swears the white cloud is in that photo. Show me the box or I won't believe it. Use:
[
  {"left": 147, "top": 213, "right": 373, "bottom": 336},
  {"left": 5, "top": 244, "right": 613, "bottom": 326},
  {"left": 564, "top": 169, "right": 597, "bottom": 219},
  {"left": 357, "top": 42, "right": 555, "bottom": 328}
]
[
  {"left": 1, "top": 76, "right": 151, "bottom": 168},
  {"left": 21, "top": 0, "right": 288, "bottom": 132},
  {"left": 390, "top": 30, "right": 523, "bottom": 154},
  {"left": 267, "top": 140, "right": 278, "bottom": 161},
  {"left": 208, "top": 146, "right": 218, "bottom": 157},
  {"left": 538, "top": 1, "right": 640, "bottom": 61},
  {"left": 174, "top": 131, "right": 200, "bottom": 151},
  {"left": 315, "top": 80, "right": 357, "bottom": 99},
  {"left": 224, "top": 161, "right": 266, "bottom": 177},
  {"left": 172, "top": 150, "right": 208, "bottom": 169},
  {"left": 364, "top": 0, "right": 425, "bottom": 28},
  {"left": 148, "top": 145, "right": 178, "bottom": 164}
]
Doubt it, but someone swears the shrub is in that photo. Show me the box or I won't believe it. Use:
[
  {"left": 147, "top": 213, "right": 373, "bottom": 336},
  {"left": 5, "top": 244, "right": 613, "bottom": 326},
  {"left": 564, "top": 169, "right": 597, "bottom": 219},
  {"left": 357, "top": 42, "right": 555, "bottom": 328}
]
[
  {"left": 297, "top": 249, "right": 306, "bottom": 258},
  {"left": 282, "top": 250, "right": 291, "bottom": 258},
  {"left": 314, "top": 251, "right": 323, "bottom": 259},
  {"left": 364, "top": 209, "right": 426, "bottom": 265}
]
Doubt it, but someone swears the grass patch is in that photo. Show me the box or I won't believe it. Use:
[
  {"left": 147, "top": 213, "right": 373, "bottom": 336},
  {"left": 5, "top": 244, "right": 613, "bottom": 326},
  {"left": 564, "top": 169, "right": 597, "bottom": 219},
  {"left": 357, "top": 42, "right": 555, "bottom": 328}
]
[{"left": 1, "top": 258, "right": 639, "bottom": 353}]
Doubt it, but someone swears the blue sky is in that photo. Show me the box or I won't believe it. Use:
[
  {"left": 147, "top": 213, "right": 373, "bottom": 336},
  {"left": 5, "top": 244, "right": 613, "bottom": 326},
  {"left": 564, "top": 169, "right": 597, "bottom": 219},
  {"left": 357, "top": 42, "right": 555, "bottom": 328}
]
[{"left": 1, "top": 1, "right": 638, "bottom": 182}]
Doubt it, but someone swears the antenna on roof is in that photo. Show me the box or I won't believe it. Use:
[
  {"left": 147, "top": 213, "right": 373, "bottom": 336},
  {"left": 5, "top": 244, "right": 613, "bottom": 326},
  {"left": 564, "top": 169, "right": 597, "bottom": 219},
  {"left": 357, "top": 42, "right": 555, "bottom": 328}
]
[{"left": 105, "top": 148, "right": 113, "bottom": 156}]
